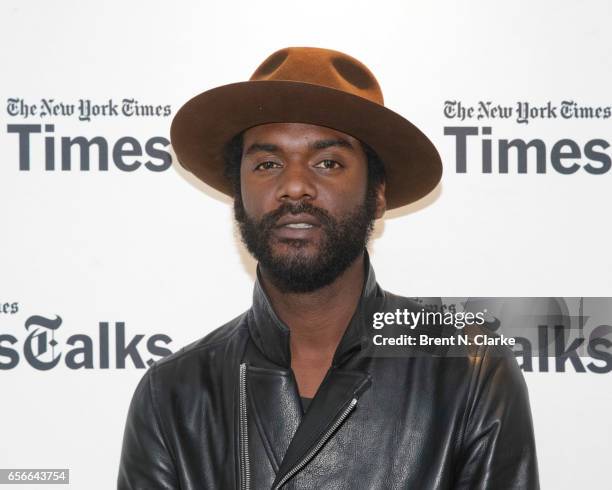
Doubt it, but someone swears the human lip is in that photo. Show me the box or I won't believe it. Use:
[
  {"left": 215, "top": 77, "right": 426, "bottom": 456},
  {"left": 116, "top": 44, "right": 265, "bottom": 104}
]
[
  {"left": 284, "top": 223, "right": 314, "bottom": 229},
  {"left": 274, "top": 213, "right": 321, "bottom": 229}
]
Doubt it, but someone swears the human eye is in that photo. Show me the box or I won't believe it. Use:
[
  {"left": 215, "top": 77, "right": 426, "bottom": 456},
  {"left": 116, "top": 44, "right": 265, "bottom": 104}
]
[
  {"left": 254, "top": 160, "right": 282, "bottom": 171},
  {"left": 314, "top": 159, "right": 342, "bottom": 169}
]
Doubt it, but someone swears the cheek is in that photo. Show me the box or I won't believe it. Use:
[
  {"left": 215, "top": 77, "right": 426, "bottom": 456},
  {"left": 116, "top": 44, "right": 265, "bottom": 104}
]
[
  {"left": 318, "top": 171, "right": 368, "bottom": 210},
  {"left": 318, "top": 188, "right": 365, "bottom": 216},
  {"left": 240, "top": 174, "right": 274, "bottom": 218}
]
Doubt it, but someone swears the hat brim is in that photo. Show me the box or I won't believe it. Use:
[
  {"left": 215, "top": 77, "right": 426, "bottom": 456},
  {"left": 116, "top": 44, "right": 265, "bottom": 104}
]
[{"left": 170, "top": 80, "right": 442, "bottom": 210}]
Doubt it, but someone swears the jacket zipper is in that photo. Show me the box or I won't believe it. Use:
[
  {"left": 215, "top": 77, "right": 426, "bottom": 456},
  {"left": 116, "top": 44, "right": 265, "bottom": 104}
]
[
  {"left": 239, "top": 363, "right": 250, "bottom": 490},
  {"left": 273, "top": 397, "right": 358, "bottom": 490}
]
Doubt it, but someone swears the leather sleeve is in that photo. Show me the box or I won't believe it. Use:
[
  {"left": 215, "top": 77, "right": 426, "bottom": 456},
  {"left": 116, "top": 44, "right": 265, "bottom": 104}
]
[
  {"left": 117, "top": 366, "right": 179, "bottom": 490},
  {"left": 453, "top": 344, "right": 540, "bottom": 490}
]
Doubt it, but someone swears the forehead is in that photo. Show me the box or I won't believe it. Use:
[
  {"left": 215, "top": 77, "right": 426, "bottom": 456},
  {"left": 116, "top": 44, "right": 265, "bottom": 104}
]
[{"left": 242, "top": 122, "right": 362, "bottom": 152}]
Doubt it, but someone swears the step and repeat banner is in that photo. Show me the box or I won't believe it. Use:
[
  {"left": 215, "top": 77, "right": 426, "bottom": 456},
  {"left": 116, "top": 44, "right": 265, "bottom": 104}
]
[{"left": 1, "top": 1, "right": 611, "bottom": 488}]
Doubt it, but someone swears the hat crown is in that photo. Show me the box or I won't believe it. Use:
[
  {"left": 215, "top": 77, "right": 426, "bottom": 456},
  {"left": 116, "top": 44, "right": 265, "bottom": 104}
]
[{"left": 249, "top": 47, "right": 384, "bottom": 105}]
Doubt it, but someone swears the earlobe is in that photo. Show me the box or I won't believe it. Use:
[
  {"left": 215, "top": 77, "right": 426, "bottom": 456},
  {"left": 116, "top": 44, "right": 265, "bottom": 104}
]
[{"left": 375, "top": 182, "right": 387, "bottom": 219}]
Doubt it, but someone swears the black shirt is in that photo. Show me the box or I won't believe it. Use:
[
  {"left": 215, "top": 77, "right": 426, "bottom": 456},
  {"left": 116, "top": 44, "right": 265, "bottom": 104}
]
[{"left": 300, "top": 397, "right": 312, "bottom": 412}]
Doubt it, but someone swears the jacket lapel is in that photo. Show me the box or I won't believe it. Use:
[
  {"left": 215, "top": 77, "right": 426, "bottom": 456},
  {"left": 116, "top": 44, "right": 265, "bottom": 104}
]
[
  {"left": 246, "top": 364, "right": 303, "bottom": 471},
  {"left": 271, "top": 367, "right": 371, "bottom": 488}
]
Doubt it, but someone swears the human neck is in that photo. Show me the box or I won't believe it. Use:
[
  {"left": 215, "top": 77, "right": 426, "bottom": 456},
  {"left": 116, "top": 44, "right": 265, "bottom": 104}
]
[{"left": 259, "top": 253, "right": 366, "bottom": 364}]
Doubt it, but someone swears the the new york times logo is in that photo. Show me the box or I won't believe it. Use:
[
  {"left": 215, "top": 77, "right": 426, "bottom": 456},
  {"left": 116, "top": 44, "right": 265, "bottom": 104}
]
[
  {"left": 5, "top": 97, "right": 173, "bottom": 173},
  {"left": 443, "top": 100, "right": 612, "bottom": 174},
  {"left": 0, "top": 314, "right": 172, "bottom": 370}
]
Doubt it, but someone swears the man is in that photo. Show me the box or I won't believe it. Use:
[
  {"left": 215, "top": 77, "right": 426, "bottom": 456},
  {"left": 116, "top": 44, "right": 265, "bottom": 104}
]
[{"left": 118, "top": 47, "right": 539, "bottom": 489}]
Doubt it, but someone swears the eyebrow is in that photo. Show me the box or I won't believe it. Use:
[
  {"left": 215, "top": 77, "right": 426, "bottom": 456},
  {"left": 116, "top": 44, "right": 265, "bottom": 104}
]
[
  {"left": 311, "top": 138, "right": 354, "bottom": 150},
  {"left": 244, "top": 143, "right": 279, "bottom": 156},
  {"left": 243, "top": 138, "right": 355, "bottom": 156}
]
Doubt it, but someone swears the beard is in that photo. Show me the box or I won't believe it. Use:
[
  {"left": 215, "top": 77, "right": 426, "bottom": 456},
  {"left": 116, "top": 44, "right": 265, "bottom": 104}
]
[{"left": 234, "top": 193, "right": 377, "bottom": 293}]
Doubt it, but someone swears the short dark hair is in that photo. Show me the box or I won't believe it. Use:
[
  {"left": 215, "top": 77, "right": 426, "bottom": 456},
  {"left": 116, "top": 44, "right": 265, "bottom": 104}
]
[{"left": 222, "top": 130, "right": 386, "bottom": 197}]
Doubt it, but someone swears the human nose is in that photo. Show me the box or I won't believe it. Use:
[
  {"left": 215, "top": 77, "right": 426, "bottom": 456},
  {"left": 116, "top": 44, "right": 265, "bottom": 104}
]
[{"left": 275, "top": 162, "right": 317, "bottom": 203}]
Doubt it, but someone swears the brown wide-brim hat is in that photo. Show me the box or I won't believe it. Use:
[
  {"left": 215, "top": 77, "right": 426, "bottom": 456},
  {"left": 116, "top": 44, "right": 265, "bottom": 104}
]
[{"left": 170, "top": 47, "right": 442, "bottom": 210}]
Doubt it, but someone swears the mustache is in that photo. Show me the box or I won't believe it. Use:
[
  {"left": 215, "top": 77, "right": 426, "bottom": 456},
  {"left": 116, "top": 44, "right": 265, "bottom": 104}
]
[{"left": 259, "top": 201, "right": 334, "bottom": 230}]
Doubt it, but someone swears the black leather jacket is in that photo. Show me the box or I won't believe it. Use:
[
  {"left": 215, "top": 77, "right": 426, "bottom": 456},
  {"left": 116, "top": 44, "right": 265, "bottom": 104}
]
[{"left": 118, "top": 255, "right": 539, "bottom": 489}]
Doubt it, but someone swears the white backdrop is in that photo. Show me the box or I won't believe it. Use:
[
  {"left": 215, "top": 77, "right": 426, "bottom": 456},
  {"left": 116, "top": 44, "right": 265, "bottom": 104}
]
[{"left": 1, "top": 1, "right": 611, "bottom": 488}]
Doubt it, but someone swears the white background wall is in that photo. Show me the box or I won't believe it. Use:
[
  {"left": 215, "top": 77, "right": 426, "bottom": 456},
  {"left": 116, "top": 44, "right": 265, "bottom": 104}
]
[{"left": 1, "top": 1, "right": 611, "bottom": 488}]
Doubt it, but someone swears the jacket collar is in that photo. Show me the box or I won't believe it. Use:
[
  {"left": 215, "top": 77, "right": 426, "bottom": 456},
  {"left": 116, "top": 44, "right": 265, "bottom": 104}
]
[{"left": 247, "top": 250, "right": 384, "bottom": 368}]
